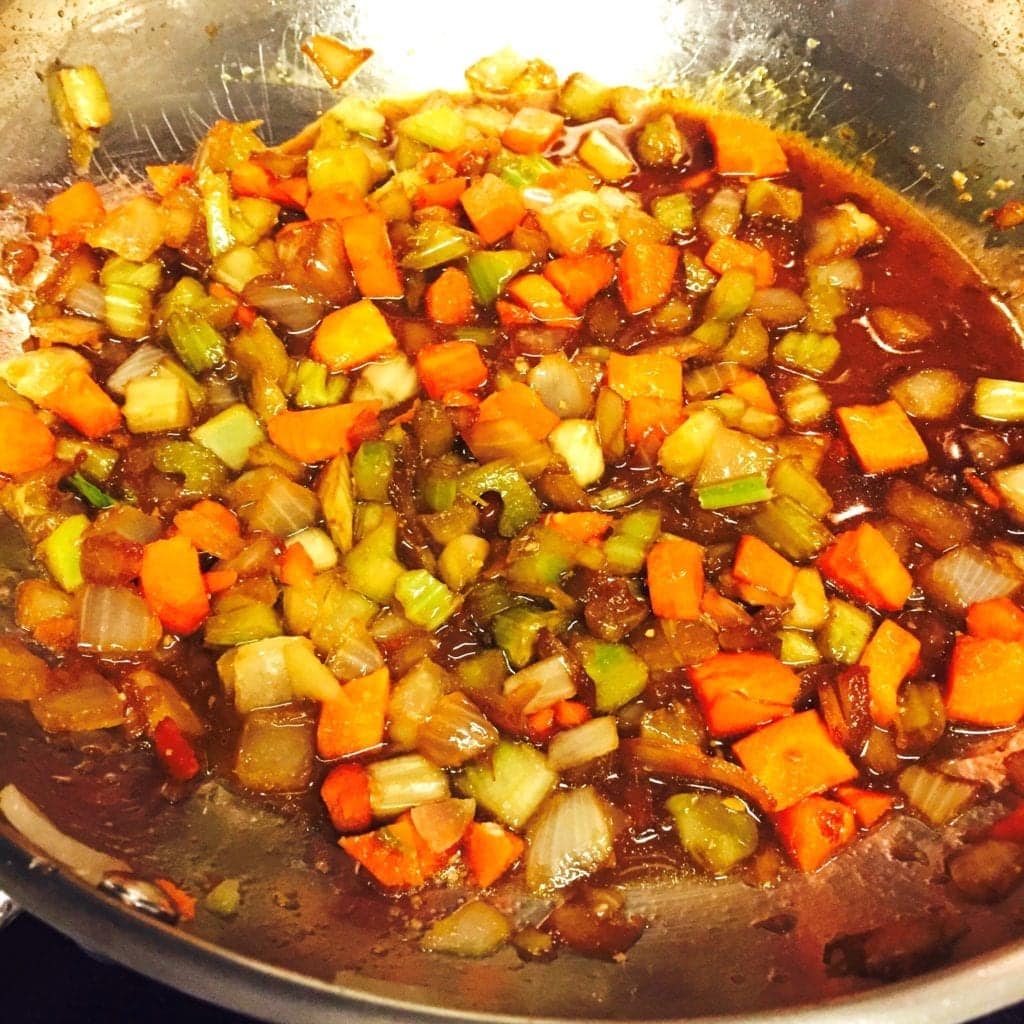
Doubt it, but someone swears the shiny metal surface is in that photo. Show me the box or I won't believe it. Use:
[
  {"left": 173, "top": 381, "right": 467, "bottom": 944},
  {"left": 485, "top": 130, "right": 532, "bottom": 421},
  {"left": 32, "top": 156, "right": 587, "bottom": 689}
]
[
  {"left": 0, "top": 1, "right": 1023, "bottom": 1021},
  {"left": 0, "top": 887, "right": 18, "bottom": 930}
]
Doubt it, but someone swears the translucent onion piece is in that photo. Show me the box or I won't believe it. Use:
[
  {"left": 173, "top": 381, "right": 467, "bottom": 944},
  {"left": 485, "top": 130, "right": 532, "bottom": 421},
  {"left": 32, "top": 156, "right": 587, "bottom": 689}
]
[
  {"left": 420, "top": 899, "right": 512, "bottom": 957},
  {"left": 326, "top": 624, "right": 384, "bottom": 680},
  {"left": 76, "top": 584, "right": 161, "bottom": 653},
  {"left": 748, "top": 287, "right": 806, "bottom": 328},
  {"left": 0, "top": 783, "right": 130, "bottom": 885},
  {"left": 247, "top": 477, "right": 320, "bottom": 536},
  {"left": 503, "top": 656, "right": 576, "bottom": 714},
  {"left": 898, "top": 765, "right": 977, "bottom": 826},
  {"left": 367, "top": 754, "right": 450, "bottom": 818},
  {"left": 105, "top": 342, "right": 166, "bottom": 395},
  {"left": 64, "top": 280, "right": 106, "bottom": 320},
  {"left": 416, "top": 692, "right": 499, "bottom": 767},
  {"left": 465, "top": 418, "right": 551, "bottom": 480},
  {"left": 528, "top": 353, "right": 591, "bottom": 419},
  {"left": 525, "top": 786, "right": 614, "bottom": 892},
  {"left": 811, "top": 258, "right": 863, "bottom": 290},
  {"left": 242, "top": 279, "right": 325, "bottom": 333},
  {"left": 547, "top": 716, "right": 619, "bottom": 772},
  {"left": 924, "top": 544, "right": 1020, "bottom": 613},
  {"left": 410, "top": 797, "right": 476, "bottom": 853},
  {"left": 93, "top": 505, "right": 163, "bottom": 544}
]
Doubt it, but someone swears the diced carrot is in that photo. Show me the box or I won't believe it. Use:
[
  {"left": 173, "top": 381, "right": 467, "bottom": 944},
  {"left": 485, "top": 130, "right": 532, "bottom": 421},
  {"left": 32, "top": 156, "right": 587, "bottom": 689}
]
[
  {"left": 310, "top": 298, "right": 397, "bottom": 371},
  {"left": 141, "top": 535, "right": 210, "bottom": 635},
  {"left": 203, "top": 568, "right": 238, "bottom": 594},
  {"left": 834, "top": 785, "right": 896, "bottom": 829},
  {"left": 278, "top": 542, "right": 316, "bottom": 588},
  {"left": 496, "top": 299, "right": 534, "bottom": 327},
  {"left": 477, "top": 382, "right": 560, "bottom": 440},
  {"left": 339, "top": 811, "right": 449, "bottom": 889},
  {"left": 624, "top": 397, "right": 685, "bottom": 453},
  {"left": 526, "top": 706, "right": 556, "bottom": 742},
  {"left": 988, "top": 804, "right": 1024, "bottom": 843},
  {"left": 172, "top": 500, "right": 243, "bottom": 559},
  {"left": 425, "top": 267, "right": 475, "bottom": 325},
  {"left": 680, "top": 168, "right": 715, "bottom": 191},
  {"left": 836, "top": 401, "right": 929, "bottom": 475},
  {"left": 689, "top": 650, "right": 800, "bottom": 737},
  {"left": 273, "top": 177, "right": 310, "bottom": 210},
  {"left": 704, "top": 236, "right": 775, "bottom": 287},
  {"left": 617, "top": 242, "right": 679, "bottom": 314},
  {"left": 459, "top": 173, "right": 526, "bottom": 243},
  {"left": 463, "top": 821, "right": 525, "bottom": 888},
  {"left": 321, "top": 762, "right": 373, "bottom": 833},
  {"left": 153, "top": 715, "right": 201, "bottom": 781},
  {"left": 300, "top": 35, "right": 372, "bottom": 89},
  {"left": 727, "top": 370, "right": 778, "bottom": 414},
  {"left": 646, "top": 538, "right": 705, "bottom": 621},
  {"left": 304, "top": 188, "right": 368, "bottom": 223},
  {"left": 733, "top": 534, "right": 797, "bottom": 600},
  {"left": 504, "top": 274, "right": 581, "bottom": 329},
  {"left": 963, "top": 468, "right": 1003, "bottom": 510},
  {"left": 543, "top": 512, "right": 614, "bottom": 545},
  {"left": 817, "top": 522, "right": 913, "bottom": 612},
  {"left": 733, "top": 710, "right": 858, "bottom": 811},
  {"left": 39, "top": 369, "right": 122, "bottom": 439},
  {"left": 945, "top": 634, "right": 1024, "bottom": 727},
  {"left": 316, "top": 666, "right": 390, "bottom": 759},
  {"left": 45, "top": 181, "right": 106, "bottom": 238},
  {"left": 416, "top": 341, "right": 489, "bottom": 400},
  {"left": 554, "top": 699, "right": 591, "bottom": 729},
  {"left": 267, "top": 401, "right": 382, "bottom": 464},
  {"left": 543, "top": 252, "right": 616, "bottom": 312},
  {"left": 33, "top": 617, "right": 77, "bottom": 650},
  {"left": 146, "top": 164, "right": 194, "bottom": 197},
  {"left": 773, "top": 795, "right": 856, "bottom": 872},
  {"left": 706, "top": 115, "right": 789, "bottom": 178},
  {"left": 502, "top": 107, "right": 564, "bottom": 155},
  {"left": 415, "top": 177, "right": 468, "bottom": 210},
  {"left": 230, "top": 160, "right": 307, "bottom": 210},
  {"left": 967, "top": 597, "right": 1024, "bottom": 642},
  {"left": 858, "top": 619, "right": 921, "bottom": 726},
  {"left": 606, "top": 351, "right": 683, "bottom": 403},
  {"left": 154, "top": 878, "right": 197, "bottom": 922},
  {"left": 340, "top": 212, "right": 404, "bottom": 300},
  {"left": 0, "top": 406, "right": 56, "bottom": 476}
]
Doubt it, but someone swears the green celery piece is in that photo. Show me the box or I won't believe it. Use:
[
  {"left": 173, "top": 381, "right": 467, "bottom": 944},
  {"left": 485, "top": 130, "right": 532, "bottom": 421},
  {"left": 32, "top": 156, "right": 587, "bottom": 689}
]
[
  {"left": 422, "top": 474, "right": 458, "bottom": 513},
  {"left": 455, "top": 649, "right": 509, "bottom": 693},
  {"left": 205, "top": 878, "right": 240, "bottom": 917},
  {"left": 684, "top": 251, "right": 717, "bottom": 294},
  {"left": 651, "top": 193, "right": 694, "bottom": 233},
  {"left": 191, "top": 404, "right": 265, "bottom": 472},
  {"left": 400, "top": 222, "right": 481, "bottom": 271},
  {"left": 352, "top": 441, "right": 396, "bottom": 502},
  {"left": 204, "top": 603, "right": 282, "bottom": 646},
  {"left": 746, "top": 495, "right": 834, "bottom": 561},
  {"left": 230, "top": 196, "right": 280, "bottom": 245},
  {"left": 689, "top": 319, "right": 730, "bottom": 349},
  {"left": 100, "top": 256, "right": 162, "bottom": 291},
  {"left": 293, "top": 359, "right": 347, "bottom": 409},
  {"left": 491, "top": 607, "right": 561, "bottom": 669},
  {"left": 64, "top": 471, "right": 116, "bottom": 510},
  {"left": 769, "top": 457, "right": 833, "bottom": 519},
  {"left": 664, "top": 792, "right": 759, "bottom": 875},
  {"left": 38, "top": 514, "right": 89, "bottom": 592},
  {"left": 822, "top": 598, "right": 874, "bottom": 664},
  {"left": 706, "top": 269, "right": 756, "bottom": 321},
  {"left": 458, "top": 460, "right": 540, "bottom": 538},
  {"left": 556, "top": 73, "right": 611, "bottom": 122},
  {"left": 457, "top": 740, "right": 557, "bottom": 829},
  {"left": 603, "top": 508, "right": 662, "bottom": 574},
  {"left": 153, "top": 440, "right": 228, "bottom": 497},
  {"left": 55, "top": 439, "right": 118, "bottom": 481},
  {"left": 198, "top": 169, "right": 235, "bottom": 257},
  {"left": 720, "top": 315, "right": 770, "bottom": 368},
  {"left": 778, "top": 628, "right": 822, "bottom": 667},
  {"left": 397, "top": 105, "right": 467, "bottom": 151},
  {"left": 773, "top": 330, "right": 841, "bottom": 377},
  {"left": 465, "top": 250, "right": 532, "bottom": 305},
  {"left": 344, "top": 517, "right": 404, "bottom": 604},
  {"left": 581, "top": 640, "right": 649, "bottom": 712},
  {"left": 213, "top": 246, "right": 271, "bottom": 294},
  {"left": 451, "top": 326, "right": 499, "bottom": 346},
  {"left": 696, "top": 474, "right": 773, "bottom": 511},
  {"left": 230, "top": 317, "right": 290, "bottom": 385},
  {"left": 506, "top": 543, "right": 572, "bottom": 589},
  {"left": 167, "top": 310, "right": 226, "bottom": 374},
  {"left": 465, "top": 578, "right": 515, "bottom": 626},
  {"left": 495, "top": 153, "right": 555, "bottom": 188},
  {"left": 104, "top": 282, "right": 152, "bottom": 340},
  {"left": 395, "top": 569, "right": 460, "bottom": 630}
]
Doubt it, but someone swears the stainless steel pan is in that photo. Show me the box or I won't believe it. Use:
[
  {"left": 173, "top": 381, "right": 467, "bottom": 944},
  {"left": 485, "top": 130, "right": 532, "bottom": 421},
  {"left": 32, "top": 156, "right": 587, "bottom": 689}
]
[{"left": 1, "top": 1, "right": 1023, "bottom": 1020}]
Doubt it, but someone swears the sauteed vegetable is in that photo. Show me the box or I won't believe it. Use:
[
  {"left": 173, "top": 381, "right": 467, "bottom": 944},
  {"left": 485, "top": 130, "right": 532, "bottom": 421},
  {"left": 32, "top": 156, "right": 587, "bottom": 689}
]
[{"left": 2, "top": 44, "right": 1024, "bottom": 961}]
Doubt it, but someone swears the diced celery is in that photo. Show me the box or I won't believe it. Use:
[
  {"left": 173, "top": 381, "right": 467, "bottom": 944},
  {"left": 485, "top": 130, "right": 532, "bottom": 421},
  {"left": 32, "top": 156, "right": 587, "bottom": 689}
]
[
  {"left": 744, "top": 180, "right": 803, "bottom": 221},
  {"left": 778, "top": 629, "right": 822, "bottom": 667},
  {"left": 491, "top": 606, "right": 561, "bottom": 669},
  {"left": 458, "top": 740, "right": 557, "bottom": 830},
  {"left": 100, "top": 256, "right": 162, "bottom": 291},
  {"left": 197, "top": 168, "right": 235, "bottom": 257},
  {"left": 697, "top": 474, "right": 773, "bottom": 511},
  {"left": 494, "top": 152, "right": 556, "bottom": 188},
  {"left": 352, "top": 441, "right": 395, "bottom": 502},
  {"left": 578, "top": 129, "right": 636, "bottom": 183},
  {"left": 769, "top": 457, "right": 833, "bottom": 518},
  {"left": 459, "top": 460, "right": 540, "bottom": 538},
  {"left": 307, "top": 146, "right": 373, "bottom": 196},
  {"left": 635, "top": 113, "right": 687, "bottom": 168},
  {"left": 658, "top": 408, "right": 723, "bottom": 481},
  {"left": 782, "top": 378, "right": 831, "bottom": 427},
  {"left": 229, "top": 318, "right": 289, "bottom": 385},
  {"left": 422, "top": 472, "right": 458, "bottom": 513},
  {"left": 38, "top": 514, "right": 89, "bottom": 592},
  {"left": 821, "top": 598, "right": 874, "bottom": 664},
  {"left": 684, "top": 251, "right": 717, "bottom": 294},
  {"left": 153, "top": 440, "right": 228, "bottom": 496},
  {"left": 398, "top": 104, "right": 467, "bottom": 151},
  {"left": 400, "top": 222, "right": 481, "bottom": 271},
  {"left": 773, "top": 330, "right": 840, "bottom": 377},
  {"left": 782, "top": 568, "right": 829, "bottom": 630},
  {"left": 556, "top": 72, "right": 611, "bottom": 122},
  {"left": 167, "top": 310, "right": 226, "bottom": 374},
  {"left": 465, "top": 250, "right": 532, "bottom": 305},
  {"left": 665, "top": 792, "right": 758, "bottom": 875},
  {"left": 213, "top": 246, "right": 271, "bottom": 294},
  {"left": 803, "top": 281, "right": 847, "bottom": 333},
  {"left": 707, "top": 270, "right": 756, "bottom": 322},
  {"left": 580, "top": 640, "right": 649, "bottom": 712},
  {"left": 455, "top": 649, "right": 509, "bottom": 693},
  {"left": 205, "top": 879, "right": 241, "bottom": 917},
  {"left": 746, "top": 496, "right": 834, "bottom": 561},
  {"left": 439, "top": 534, "right": 489, "bottom": 591},
  {"left": 649, "top": 296, "right": 693, "bottom": 332},
  {"left": 191, "top": 404, "right": 265, "bottom": 471},
  {"left": 974, "top": 378, "right": 1024, "bottom": 422},
  {"left": 719, "top": 314, "right": 770, "bottom": 367},
  {"left": 56, "top": 65, "right": 112, "bottom": 129},
  {"left": 64, "top": 471, "right": 115, "bottom": 510},
  {"left": 452, "top": 326, "right": 499, "bottom": 346},
  {"left": 328, "top": 94, "right": 387, "bottom": 140},
  {"left": 104, "top": 283, "right": 152, "bottom": 340},
  {"left": 421, "top": 900, "right": 511, "bottom": 958},
  {"left": 55, "top": 439, "right": 118, "bottom": 481},
  {"left": 548, "top": 419, "right": 604, "bottom": 488},
  {"left": 123, "top": 374, "right": 192, "bottom": 434},
  {"left": 204, "top": 603, "right": 282, "bottom": 646},
  {"left": 395, "top": 570, "right": 460, "bottom": 630},
  {"left": 343, "top": 515, "right": 404, "bottom": 604},
  {"left": 292, "top": 359, "right": 347, "bottom": 409},
  {"left": 651, "top": 193, "right": 694, "bottom": 234},
  {"left": 603, "top": 508, "right": 661, "bottom": 575}
]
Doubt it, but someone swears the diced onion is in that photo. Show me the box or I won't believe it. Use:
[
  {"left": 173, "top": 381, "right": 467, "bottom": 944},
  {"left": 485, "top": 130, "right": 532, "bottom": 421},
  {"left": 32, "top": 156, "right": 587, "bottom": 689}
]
[
  {"left": 466, "top": 418, "right": 552, "bottom": 479},
  {"left": 547, "top": 716, "right": 619, "bottom": 771},
  {"left": 898, "top": 765, "right": 976, "bottom": 826},
  {"left": 748, "top": 287, "right": 807, "bottom": 328},
  {"left": 326, "top": 624, "right": 384, "bottom": 680},
  {"left": 528, "top": 354, "right": 592, "bottom": 419},
  {"left": 247, "top": 477, "right": 320, "bottom": 536},
  {"left": 76, "top": 584, "right": 161, "bottom": 653},
  {"left": 417, "top": 692, "right": 499, "bottom": 767},
  {"left": 105, "top": 342, "right": 166, "bottom": 395},
  {"left": 420, "top": 899, "right": 511, "bottom": 957},
  {"left": 242, "top": 279, "right": 326, "bottom": 334},
  {"left": 503, "top": 656, "right": 576, "bottom": 714},
  {"left": 808, "top": 258, "right": 863, "bottom": 290},
  {"left": 367, "top": 754, "right": 450, "bottom": 818},
  {"left": 410, "top": 797, "right": 476, "bottom": 853},
  {"left": 923, "top": 544, "right": 1020, "bottom": 613},
  {"left": 525, "top": 786, "right": 614, "bottom": 891},
  {"left": 0, "top": 783, "right": 130, "bottom": 886},
  {"left": 387, "top": 658, "right": 447, "bottom": 750},
  {"left": 64, "top": 281, "right": 106, "bottom": 320}
]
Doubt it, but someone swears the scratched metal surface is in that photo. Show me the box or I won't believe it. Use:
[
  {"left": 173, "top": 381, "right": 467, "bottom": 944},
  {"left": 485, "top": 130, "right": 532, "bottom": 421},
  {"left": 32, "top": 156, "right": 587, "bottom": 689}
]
[{"left": 0, "top": 1, "right": 1023, "bottom": 1022}]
